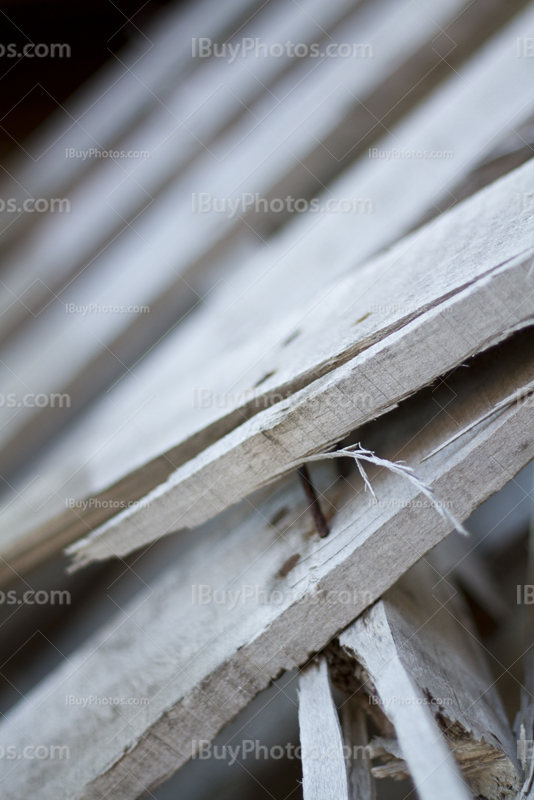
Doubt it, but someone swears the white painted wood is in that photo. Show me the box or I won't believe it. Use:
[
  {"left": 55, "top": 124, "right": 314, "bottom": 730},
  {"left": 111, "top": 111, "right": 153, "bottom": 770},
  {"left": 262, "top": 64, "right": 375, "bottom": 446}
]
[
  {"left": 2, "top": 0, "right": 534, "bottom": 536},
  {"left": 298, "top": 657, "right": 350, "bottom": 800},
  {"left": 340, "top": 562, "right": 522, "bottom": 798},
  {"left": 62, "top": 155, "right": 534, "bottom": 566},
  {"left": 0, "top": 328, "right": 531, "bottom": 798}
]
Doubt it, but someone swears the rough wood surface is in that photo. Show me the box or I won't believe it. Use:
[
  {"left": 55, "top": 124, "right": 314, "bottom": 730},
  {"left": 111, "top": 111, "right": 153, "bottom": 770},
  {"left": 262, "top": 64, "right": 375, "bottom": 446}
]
[
  {"left": 71, "top": 0, "right": 534, "bottom": 501},
  {"left": 341, "top": 698, "right": 376, "bottom": 799},
  {"left": 340, "top": 607, "right": 472, "bottom": 798},
  {"left": 2, "top": 165, "right": 532, "bottom": 570},
  {"left": 0, "top": 0, "right": 262, "bottom": 251},
  {"left": 340, "top": 561, "right": 522, "bottom": 799},
  {"left": 0, "top": 329, "right": 533, "bottom": 799},
  {"left": 1, "top": 0, "right": 532, "bottom": 497},
  {"left": 298, "top": 657, "right": 350, "bottom": 800},
  {"left": 64, "top": 156, "right": 534, "bottom": 567}
]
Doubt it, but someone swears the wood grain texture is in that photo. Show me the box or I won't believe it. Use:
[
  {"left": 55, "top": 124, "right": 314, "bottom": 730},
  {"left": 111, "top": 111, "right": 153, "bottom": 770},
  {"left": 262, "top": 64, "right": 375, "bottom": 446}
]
[
  {"left": 298, "top": 657, "right": 350, "bottom": 800},
  {"left": 340, "top": 561, "right": 522, "bottom": 799},
  {"left": 340, "top": 607, "right": 472, "bottom": 799},
  {"left": 2, "top": 0, "right": 533, "bottom": 502},
  {"left": 341, "top": 699, "right": 376, "bottom": 800},
  {"left": 0, "top": 330, "right": 533, "bottom": 799},
  {"left": 65, "top": 155, "right": 534, "bottom": 566},
  {"left": 4, "top": 1, "right": 534, "bottom": 580}
]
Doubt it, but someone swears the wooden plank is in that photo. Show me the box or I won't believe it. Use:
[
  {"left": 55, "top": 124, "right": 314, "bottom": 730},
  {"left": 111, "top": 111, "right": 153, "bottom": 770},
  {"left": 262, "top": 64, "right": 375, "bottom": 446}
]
[
  {"left": 0, "top": 0, "right": 263, "bottom": 249},
  {"left": 341, "top": 699, "right": 376, "bottom": 799},
  {"left": 298, "top": 657, "right": 350, "bottom": 800},
  {"left": 340, "top": 610, "right": 472, "bottom": 798},
  {"left": 0, "top": 326, "right": 532, "bottom": 799},
  {"left": 2, "top": 0, "right": 534, "bottom": 516},
  {"left": 0, "top": 0, "right": 529, "bottom": 485},
  {"left": 0, "top": 0, "right": 362, "bottom": 342},
  {"left": 340, "top": 562, "right": 522, "bottom": 798},
  {"left": 3, "top": 168, "right": 531, "bottom": 570},
  {"left": 62, "top": 154, "right": 534, "bottom": 567}
]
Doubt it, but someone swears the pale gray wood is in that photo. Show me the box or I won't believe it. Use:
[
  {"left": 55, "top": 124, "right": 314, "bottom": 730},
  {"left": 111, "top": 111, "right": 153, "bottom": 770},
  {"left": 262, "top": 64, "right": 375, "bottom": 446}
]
[
  {"left": 0, "top": 0, "right": 362, "bottom": 342},
  {"left": 0, "top": 328, "right": 532, "bottom": 799},
  {"left": 5, "top": 4, "right": 534, "bottom": 575},
  {"left": 0, "top": 0, "right": 528, "bottom": 485},
  {"left": 341, "top": 699, "right": 376, "bottom": 800},
  {"left": 298, "top": 657, "right": 350, "bottom": 800},
  {"left": 0, "top": 0, "right": 404, "bottom": 347},
  {"left": 340, "top": 607, "right": 472, "bottom": 800},
  {"left": 366, "top": 737, "right": 408, "bottom": 779},
  {"left": 62, "top": 154, "right": 534, "bottom": 567},
  {"left": 340, "top": 562, "right": 522, "bottom": 799},
  {"left": 0, "top": 0, "right": 262, "bottom": 248}
]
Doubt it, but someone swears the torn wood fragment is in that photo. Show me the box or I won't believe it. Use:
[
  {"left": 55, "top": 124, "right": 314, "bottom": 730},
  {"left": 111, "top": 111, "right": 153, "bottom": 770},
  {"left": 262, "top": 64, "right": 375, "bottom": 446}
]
[
  {"left": 341, "top": 698, "right": 376, "bottom": 800},
  {"left": 340, "top": 562, "right": 522, "bottom": 799},
  {"left": 298, "top": 657, "right": 350, "bottom": 800},
  {"left": 0, "top": 328, "right": 532, "bottom": 799},
  {"left": 4, "top": 4, "right": 534, "bottom": 583}
]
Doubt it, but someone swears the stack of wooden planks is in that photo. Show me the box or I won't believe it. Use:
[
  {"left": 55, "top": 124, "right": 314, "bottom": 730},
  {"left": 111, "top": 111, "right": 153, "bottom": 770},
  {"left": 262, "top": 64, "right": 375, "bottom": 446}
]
[{"left": 1, "top": 0, "right": 534, "bottom": 797}]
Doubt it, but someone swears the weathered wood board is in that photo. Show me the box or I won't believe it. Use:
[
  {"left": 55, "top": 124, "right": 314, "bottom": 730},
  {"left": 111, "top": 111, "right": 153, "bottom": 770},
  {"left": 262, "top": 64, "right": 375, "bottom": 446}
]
[
  {"left": 65, "top": 156, "right": 534, "bottom": 567},
  {"left": 340, "top": 562, "right": 522, "bottom": 799},
  {"left": 0, "top": 0, "right": 531, "bottom": 494},
  {"left": 298, "top": 657, "right": 350, "bottom": 800},
  {"left": 0, "top": 327, "right": 532, "bottom": 798}
]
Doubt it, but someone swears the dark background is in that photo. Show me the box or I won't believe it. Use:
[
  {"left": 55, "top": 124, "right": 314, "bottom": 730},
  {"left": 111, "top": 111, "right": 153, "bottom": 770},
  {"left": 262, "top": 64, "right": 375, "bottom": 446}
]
[{"left": 0, "top": 0, "right": 175, "bottom": 159}]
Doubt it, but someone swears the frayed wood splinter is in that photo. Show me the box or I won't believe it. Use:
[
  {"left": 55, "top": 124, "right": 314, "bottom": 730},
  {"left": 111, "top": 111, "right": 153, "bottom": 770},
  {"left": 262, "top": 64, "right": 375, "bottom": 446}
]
[{"left": 300, "top": 444, "right": 468, "bottom": 537}]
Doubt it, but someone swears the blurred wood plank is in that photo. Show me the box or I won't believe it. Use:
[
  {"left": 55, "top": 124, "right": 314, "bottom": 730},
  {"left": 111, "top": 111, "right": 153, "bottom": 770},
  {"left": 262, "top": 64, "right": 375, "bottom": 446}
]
[
  {"left": 0, "top": 0, "right": 362, "bottom": 342},
  {"left": 0, "top": 0, "right": 263, "bottom": 250},
  {"left": 0, "top": 0, "right": 530, "bottom": 489},
  {"left": 341, "top": 699, "right": 376, "bottom": 799}
]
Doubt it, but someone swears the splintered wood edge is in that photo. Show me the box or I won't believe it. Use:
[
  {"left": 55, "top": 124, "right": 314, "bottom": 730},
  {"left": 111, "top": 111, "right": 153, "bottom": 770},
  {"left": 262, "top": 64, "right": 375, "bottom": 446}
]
[
  {"left": 67, "top": 245, "right": 534, "bottom": 568},
  {"left": 339, "top": 563, "right": 522, "bottom": 799},
  {"left": 5, "top": 8, "right": 534, "bottom": 579},
  {"left": 1, "top": 338, "right": 533, "bottom": 800},
  {"left": 298, "top": 657, "right": 350, "bottom": 800}
]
